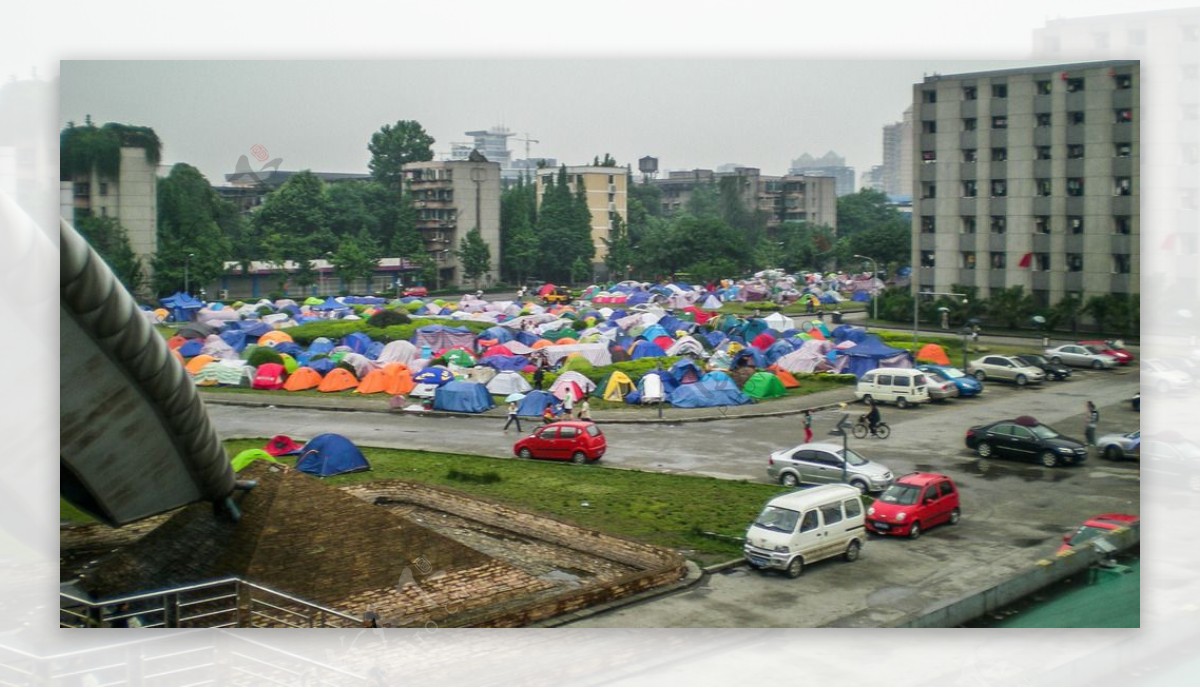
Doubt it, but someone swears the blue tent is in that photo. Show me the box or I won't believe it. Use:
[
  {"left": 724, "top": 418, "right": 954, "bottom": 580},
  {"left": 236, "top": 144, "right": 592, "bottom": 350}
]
[
  {"left": 836, "top": 335, "right": 913, "bottom": 378},
  {"left": 512, "top": 330, "right": 541, "bottom": 347},
  {"left": 516, "top": 390, "right": 558, "bottom": 417},
  {"left": 340, "top": 332, "right": 373, "bottom": 355},
  {"left": 640, "top": 324, "right": 670, "bottom": 341},
  {"left": 629, "top": 341, "right": 667, "bottom": 360},
  {"left": 307, "top": 357, "right": 336, "bottom": 375},
  {"left": 433, "top": 380, "right": 496, "bottom": 413},
  {"left": 159, "top": 292, "right": 204, "bottom": 323},
  {"left": 764, "top": 339, "right": 798, "bottom": 365},
  {"left": 273, "top": 342, "right": 303, "bottom": 358},
  {"left": 239, "top": 321, "right": 273, "bottom": 338},
  {"left": 220, "top": 330, "right": 248, "bottom": 353},
  {"left": 820, "top": 293, "right": 840, "bottom": 304},
  {"left": 657, "top": 315, "right": 694, "bottom": 335},
  {"left": 851, "top": 291, "right": 871, "bottom": 302},
  {"left": 296, "top": 434, "right": 371, "bottom": 477},
  {"left": 413, "top": 366, "right": 455, "bottom": 386},
  {"left": 733, "top": 348, "right": 768, "bottom": 369},
  {"left": 178, "top": 340, "right": 203, "bottom": 358},
  {"left": 364, "top": 341, "right": 384, "bottom": 360},
  {"left": 831, "top": 325, "right": 868, "bottom": 344},
  {"left": 703, "top": 331, "right": 727, "bottom": 348},
  {"left": 626, "top": 291, "right": 652, "bottom": 306},
  {"left": 313, "top": 297, "right": 345, "bottom": 311},
  {"left": 479, "top": 326, "right": 514, "bottom": 344},
  {"left": 478, "top": 355, "right": 530, "bottom": 372},
  {"left": 308, "top": 337, "right": 335, "bottom": 355},
  {"left": 668, "top": 372, "right": 752, "bottom": 408},
  {"left": 669, "top": 359, "right": 704, "bottom": 385}
]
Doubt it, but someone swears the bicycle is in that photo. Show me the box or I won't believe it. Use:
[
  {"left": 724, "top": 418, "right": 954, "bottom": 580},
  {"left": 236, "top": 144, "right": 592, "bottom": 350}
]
[{"left": 851, "top": 417, "right": 890, "bottom": 439}]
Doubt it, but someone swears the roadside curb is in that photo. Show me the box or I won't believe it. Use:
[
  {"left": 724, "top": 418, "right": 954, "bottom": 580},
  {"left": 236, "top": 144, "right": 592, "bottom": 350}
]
[{"left": 531, "top": 559, "right": 707, "bottom": 627}]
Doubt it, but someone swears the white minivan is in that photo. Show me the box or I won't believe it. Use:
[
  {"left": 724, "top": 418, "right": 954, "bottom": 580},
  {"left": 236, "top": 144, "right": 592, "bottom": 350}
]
[
  {"left": 855, "top": 367, "right": 931, "bottom": 408},
  {"left": 743, "top": 484, "right": 866, "bottom": 578}
]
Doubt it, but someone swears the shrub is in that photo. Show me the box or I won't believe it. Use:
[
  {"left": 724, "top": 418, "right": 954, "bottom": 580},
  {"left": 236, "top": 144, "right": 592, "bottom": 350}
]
[
  {"left": 256, "top": 305, "right": 274, "bottom": 317},
  {"left": 446, "top": 469, "right": 503, "bottom": 485},
  {"left": 246, "top": 346, "right": 284, "bottom": 367},
  {"left": 366, "top": 309, "right": 411, "bottom": 328}
]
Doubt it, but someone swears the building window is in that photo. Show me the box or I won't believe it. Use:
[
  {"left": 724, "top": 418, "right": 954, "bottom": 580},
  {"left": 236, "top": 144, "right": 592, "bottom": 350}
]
[
  {"left": 1112, "top": 254, "right": 1131, "bottom": 274},
  {"left": 922, "top": 120, "right": 937, "bottom": 134},
  {"left": 1115, "top": 109, "right": 1133, "bottom": 123},
  {"left": 99, "top": 182, "right": 108, "bottom": 196},
  {"left": 1036, "top": 113, "right": 1052, "bottom": 127},
  {"left": 1067, "top": 254, "right": 1084, "bottom": 272},
  {"left": 962, "top": 149, "right": 977, "bottom": 163},
  {"left": 608, "top": 193, "right": 615, "bottom": 203},
  {"left": 991, "top": 116, "right": 1008, "bottom": 129},
  {"left": 73, "top": 182, "right": 89, "bottom": 198},
  {"left": 923, "top": 90, "right": 938, "bottom": 103},
  {"left": 1115, "top": 72, "right": 1134, "bottom": 88},
  {"left": 922, "top": 150, "right": 937, "bottom": 163},
  {"left": 922, "top": 183, "right": 936, "bottom": 199},
  {"left": 608, "top": 174, "right": 615, "bottom": 184},
  {"left": 991, "top": 180, "right": 1007, "bottom": 197},
  {"left": 1068, "top": 144, "right": 1085, "bottom": 159},
  {"left": 962, "top": 180, "right": 977, "bottom": 197},
  {"left": 1114, "top": 215, "right": 1132, "bottom": 235},
  {"left": 1115, "top": 142, "right": 1132, "bottom": 158},
  {"left": 990, "top": 215, "right": 1006, "bottom": 234},
  {"left": 991, "top": 147, "right": 1007, "bottom": 161},
  {"left": 921, "top": 216, "right": 936, "bottom": 233},
  {"left": 961, "top": 216, "right": 976, "bottom": 234},
  {"left": 963, "top": 118, "right": 977, "bottom": 131},
  {"left": 1065, "top": 77, "right": 1085, "bottom": 93},
  {"left": 1036, "top": 179, "right": 1052, "bottom": 197},
  {"left": 1067, "top": 178, "right": 1084, "bottom": 196},
  {"left": 921, "top": 251, "right": 936, "bottom": 268},
  {"left": 991, "top": 83, "right": 1008, "bottom": 98},
  {"left": 1068, "top": 111, "right": 1085, "bottom": 125},
  {"left": 1036, "top": 146, "right": 1052, "bottom": 160},
  {"left": 100, "top": 206, "right": 108, "bottom": 217},
  {"left": 989, "top": 252, "right": 1006, "bottom": 269},
  {"left": 1036, "top": 253, "right": 1050, "bottom": 271},
  {"left": 962, "top": 252, "right": 976, "bottom": 269},
  {"left": 1036, "top": 80, "right": 1053, "bottom": 95},
  {"left": 1115, "top": 177, "right": 1132, "bottom": 196},
  {"left": 1035, "top": 216, "right": 1051, "bottom": 234},
  {"left": 1069, "top": 216, "right": 1084, "bottom": 234},
  {"left": 963, "top": 86, "right": 977, "bottom": 100}
]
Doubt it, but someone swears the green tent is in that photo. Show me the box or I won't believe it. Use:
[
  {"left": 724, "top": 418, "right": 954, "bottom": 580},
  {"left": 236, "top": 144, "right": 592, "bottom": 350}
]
[
  {"left": 442, "top": 348, "right": 476, "bottom": 367},
  {"left": 304, "top": 296, "right": 324, "bottom": 306},
  {"left": 279, "top": 353, "right": 299, "bottom": 374},
  {"left": 231, "top": 448, "right": 283, "bottom": 472},
  {"left": 743, "top": 371, "right": 787, "bottom": 400}
]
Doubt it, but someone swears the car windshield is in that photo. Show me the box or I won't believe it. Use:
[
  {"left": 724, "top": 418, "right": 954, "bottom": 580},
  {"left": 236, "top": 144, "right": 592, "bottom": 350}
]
[
  {"left": 1020, "top": 355, "right": 1045, "bottom": 365},
  {"left": 753, "top": 505, "right": 800, "bottom": 533},
  {"left": 940, "top": 367, "right": 966, "bottom": 379},
  {"left": 1028, "top": 424, "right": 1061, "bottom": 440},
  {"left": 878, "top": 483, "right": 921, "bottom": 505},
  {"left": 838, "top": 448, "right": 869, "bottom": 466},
  {"left": 586, "top": 425, "right": 602, "bottom": 437}
]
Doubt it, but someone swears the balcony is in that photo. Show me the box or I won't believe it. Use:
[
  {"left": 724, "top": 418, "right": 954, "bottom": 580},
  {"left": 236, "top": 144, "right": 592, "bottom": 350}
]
[
  {"left": 1032, "top": 271, "right": 1051, "bottom": 290},
  {"left": 959, "top": 233, "right": 978, "bottom": 251},
  {"left": 989, "top": 233, "right": 1008, "bottom": 251},
  {"left": 1033, "top": 127, "right": 1054, "bottom": 147},
  {"left": 1110, "top": 274, "right": 1133, "bottom": 294},
  {"left": 1112, "top": 195, "right": 1134, "bottom": 215},
  {"left": 1065, "top": 272, "right": 1084, "bottom": 292},
  {"left": 989, "top": 271, "right": 1007, "bottom": 289},
  {"left": 1032, "top": 197, "right": 1053, "bottom": 216},
  {"left": 960, "top": 100, "right": 977, "bottom": 118},
  {"left": 1111, "top": 234, "right": 1132, "bottom": 254}
]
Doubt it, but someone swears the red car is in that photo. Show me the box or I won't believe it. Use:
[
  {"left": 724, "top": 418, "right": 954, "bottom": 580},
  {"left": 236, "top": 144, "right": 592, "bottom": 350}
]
[
  {"left": 1077, "top": 340, "right": 1134, "bottom": 365},
  {"left": 866, "top": 472, "right": 961, "bottom": 539},
  {"left": 403, "top": 285, "right": 429, "bottom": 297},
  {"left": 1057, "top": 513, "right": 1139, "bottom": 554},
  {"left": 513, "top": 421, "right": 606, "bottom": 463}
]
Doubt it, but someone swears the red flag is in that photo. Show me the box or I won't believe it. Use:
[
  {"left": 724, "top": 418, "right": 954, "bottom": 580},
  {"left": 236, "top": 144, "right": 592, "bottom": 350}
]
[{"left": 1018, "top": 252, "right": 1033, "bottom": 268}]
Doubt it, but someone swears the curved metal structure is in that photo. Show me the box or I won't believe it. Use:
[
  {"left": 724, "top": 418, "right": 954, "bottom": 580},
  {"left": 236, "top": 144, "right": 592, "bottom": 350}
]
[{"left": 60, "top": 219, "right": 235, "bottom": 526}]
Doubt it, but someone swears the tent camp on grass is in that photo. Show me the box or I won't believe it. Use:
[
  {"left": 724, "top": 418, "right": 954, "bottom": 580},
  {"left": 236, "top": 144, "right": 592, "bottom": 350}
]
[{"left": 295, "top": 434, "right": 371, "bottom": 477}]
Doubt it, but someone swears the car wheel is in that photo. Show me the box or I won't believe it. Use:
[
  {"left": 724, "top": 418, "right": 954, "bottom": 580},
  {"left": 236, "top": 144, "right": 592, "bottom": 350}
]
[
  {"left": 896, "top": 397, "right": 910, "bottom": 409},
  {"left": 1104, "top": 445, "right": 1122, "bottom": 461},
  {"left": 974, "top": 370, "right": 987, "bottom": 381},
  {"left": 977, "top": 441, "right": 994, "bottom": 458},
  {"left": 908, "top": 522, "right": 922, "bottom": 539},
  {"left": 1051, "top": 356, "right": 1063, "bottom": 365},
  {"left": 571, "top": 451, "right": 587, "bottom": 464},
  {"left": 1040, "top": 451, "right": 1058, "bottom": 468},
  {"left": 518, "top": 448, "right": 533, "bottom": 459},
  {"left": 850, "top": 479, "right": 869, "bottom": 494},
  {"left": 844, "top": 541, "right": 861, "bottom": 562},
  {"left": 1091, "top": 360, "right": 1103, "bottom": 370},
  {"left": 949, "top": 507, "right": 961, "bottom": 525},
  {"left": 780, "top": 473, "right": 799, "bottom": 487},
  {"left": 785, "top": 556, "right": 804, "bottom": 579},
  {"left": 1015, "top": 374, "right": 1028, "bottom": 386}
]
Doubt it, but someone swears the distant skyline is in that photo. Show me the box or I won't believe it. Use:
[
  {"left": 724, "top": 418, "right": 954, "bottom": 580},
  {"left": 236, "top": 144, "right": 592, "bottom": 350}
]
[{"left": 61, "top": 59, "right": 1053, "bottom": 187}]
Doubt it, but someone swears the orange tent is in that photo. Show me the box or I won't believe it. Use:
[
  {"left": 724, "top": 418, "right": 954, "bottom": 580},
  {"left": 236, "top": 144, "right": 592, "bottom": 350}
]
[
  {"left": 555, "top": 337, "right": 578, "bottom": 345},
  {"left": 917, "top": 343, "right": 951, "bottom": 366},
  {"left": 355, "top": 363, "right": 414, "bottom": 395},
  {"left": 767, "top": 366, "right": 801, "bottom": 388},
  {"left": 530, "top": 339, "right": 554, "bottom": 349},
  {"left": 283, "top": 366, "right": 323, "bottom": 391},
  {"left": 318, "top": 367, "right": 359, "bottom": 392},
  {"left": 185, "top": 354, "right": 216, "bottom": 375},
  {"left": 258, "top": 331, "right": 294, "bottom": 347},
  {"left": 804, "top": 328, "right": 826, "bottom": 341}
]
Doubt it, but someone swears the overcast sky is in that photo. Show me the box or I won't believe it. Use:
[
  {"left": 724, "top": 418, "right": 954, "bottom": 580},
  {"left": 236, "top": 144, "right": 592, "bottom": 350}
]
[{"left": 62, "top": 59, "right": 1052, "bottom": 185}]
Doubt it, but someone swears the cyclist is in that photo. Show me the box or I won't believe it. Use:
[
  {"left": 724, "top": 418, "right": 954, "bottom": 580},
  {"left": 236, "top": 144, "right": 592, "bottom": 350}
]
[{"left": 863, "top": 399, "right": 882, "bottom": 436}]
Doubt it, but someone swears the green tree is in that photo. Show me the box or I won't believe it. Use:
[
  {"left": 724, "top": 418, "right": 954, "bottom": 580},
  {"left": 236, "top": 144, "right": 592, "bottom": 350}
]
[
  {"left": 154, "top": 163, "right": 234, "bottom": 296},
  {"left": 1048, "top": 293, "right": 1085, "bottom": 336},
  {"left": 456, "top": 227, "right": 493, "bottom": 289},
  {"left": 60, "top": 120, "right": 161, "bottom": 180},
  {"left": 252, "top": 170, "right": 331, "bottom": 290},
  {"left": 776, "top": 221, "right": 837, "bottom": 273},
  {"left": 74, "top": 215, "right": 144, "bottom": 294},
  {"left": 603, "top": 212, "right": 635, "bottom": 280},
  {"left": 844, "top": 222, "right": 911, "bottom": 268},
  {"left": 500, "top": 175, "right": 539, "bottom": 282},
  {"left": 368, "top": 120, "right": 434, "bottom": 187},
  {"left": 985, "top": 286, "right": 1035, "bottom": 329},
  {"left": 534, "top": 166, "right": 593, "bottom": 282},
  {"left": 836, "top": 189, "right": 904, "bottom": 238},
  {"left": 331, "top": 230, "right": 382, "bottom": 289}
]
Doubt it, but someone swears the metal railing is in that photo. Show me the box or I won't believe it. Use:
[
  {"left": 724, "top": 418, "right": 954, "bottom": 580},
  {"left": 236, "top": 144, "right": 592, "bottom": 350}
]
[{"left": 60, "top": 577, "right": 362, "bottom": 629}]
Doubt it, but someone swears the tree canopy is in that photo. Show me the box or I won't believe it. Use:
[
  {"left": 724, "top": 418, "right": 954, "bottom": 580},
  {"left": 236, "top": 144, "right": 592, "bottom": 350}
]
[
  {"left": 368, "top": 120, "right": 434, "bottom": 187},
  {"left": 154, "top": 163, "right": 234, "bottom": 295}
]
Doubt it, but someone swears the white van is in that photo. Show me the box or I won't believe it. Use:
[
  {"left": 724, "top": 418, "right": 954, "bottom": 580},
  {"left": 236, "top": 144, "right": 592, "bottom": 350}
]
[
  {"left": 855, "top": 367, "right": 931, "bottom": 408},
  {"left": 743, "top": 484, "right": 866, "bottom": 578}
]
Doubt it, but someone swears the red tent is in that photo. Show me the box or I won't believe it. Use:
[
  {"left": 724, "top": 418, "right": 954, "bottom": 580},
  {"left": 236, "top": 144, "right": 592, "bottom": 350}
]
[
  {"left": 750, "top": 332, "right": 777, "bottom": 351},
  {"left": 252, "top": 363, "right": 286, "bottom": 390},
  {"left": 538, "top": 283, "right": 557, "bottom": 297}
]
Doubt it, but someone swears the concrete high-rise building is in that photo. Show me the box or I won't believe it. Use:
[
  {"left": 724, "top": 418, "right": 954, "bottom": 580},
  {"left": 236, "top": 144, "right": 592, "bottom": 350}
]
[
  {"left": 651, "top": 167, "right": 837, "bottom": 231},
  {"left": 788, "top": 152, "right": 856, "bottom": 196},
  {"left": 535, "top": 166, "right": 628, "bottom": 277},
  {"left": 402, "top": 159, "right": 502, "bottom": 289},
  {"left": 911, "top": 60, "right": 1139, "bottom": 309},
  {"left": 881, "top": 107, "right": 914, "bottom": 197}
]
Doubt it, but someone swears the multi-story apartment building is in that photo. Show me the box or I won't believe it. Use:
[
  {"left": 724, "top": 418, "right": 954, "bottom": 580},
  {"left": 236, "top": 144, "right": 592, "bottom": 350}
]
[
  {"left": 881, "top": 107, "right": 914, "bottom": 198},
  {"left": 534, "top": 166, "right": 628, "bottom": 277},
  {"left": 788, "top": 152, "right": 856, "bottom": 197},
  {"left": 402, "top": 158, "right": 502, "bottom": 289},
  {"left": 911, "top": 60, "right": 1139, "bottom": 309},
  {"left": 652, "top": 167, "right": 838, "bottom": 231}
]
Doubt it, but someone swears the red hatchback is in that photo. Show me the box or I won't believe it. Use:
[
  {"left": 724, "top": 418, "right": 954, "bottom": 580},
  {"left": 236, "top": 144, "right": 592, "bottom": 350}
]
[
  {"left": 403, "top": 285, "right": 429, "bottom": 297},
  {"left": 866, "top": 472, "right": 961, "bottom": 539},
  {"left": 1077, "top": 340, "right": 1134, "bottom": 365},
  {"left": 513, "top": 421, "right": 606, "bottom": 463}
]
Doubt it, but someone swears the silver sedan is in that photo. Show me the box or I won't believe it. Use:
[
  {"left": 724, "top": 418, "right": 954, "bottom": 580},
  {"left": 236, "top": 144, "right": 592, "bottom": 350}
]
[
  {"left": 1096, "top": 430, "right": 1140, "bottom": 461},
  {"left": 1044, "top": 344, "right": 1118, "bottom": 369}
]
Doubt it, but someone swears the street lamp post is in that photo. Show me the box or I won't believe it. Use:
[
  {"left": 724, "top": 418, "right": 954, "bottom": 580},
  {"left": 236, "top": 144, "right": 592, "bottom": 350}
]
[
  {"left": 853, "top": 254, "right": 879, "bottom": 323},
  {"left": 913, "top": 290, "right": 967, "bottom": 351},
  {"left": 184, "top": 252, "right": 194, "bottom": 295}
]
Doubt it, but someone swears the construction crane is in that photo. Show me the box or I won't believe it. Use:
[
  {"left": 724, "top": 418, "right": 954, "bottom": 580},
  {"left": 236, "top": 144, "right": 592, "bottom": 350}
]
[{"left": 514, "top": 133, "right": 539, "bottom": 160}]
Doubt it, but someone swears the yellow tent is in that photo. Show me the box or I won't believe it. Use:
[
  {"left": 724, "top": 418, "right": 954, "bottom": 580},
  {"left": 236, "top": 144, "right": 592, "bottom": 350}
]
[{"left": 596, "top": 371, "right": 636, "bottom": 401}]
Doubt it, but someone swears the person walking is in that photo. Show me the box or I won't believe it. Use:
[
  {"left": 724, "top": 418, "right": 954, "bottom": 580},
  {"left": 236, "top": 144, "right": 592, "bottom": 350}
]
[
  {"left": 532, "top": 365, "right": 545, "bottom": 391},
  {"left": 562, "top": 391, "right": 574, "bottom": 417},
  {"left": 503, "top": 400, "right": 522, "bottom": 433},
  {"left": 1085, "top": 401, "right": 1099, "bottom": 447},
  {"left": 576, "top": 397, "right": 591, "bottom": 421},
  {"left": 803, "top": 410, "right": 813, "bottom": 444}
]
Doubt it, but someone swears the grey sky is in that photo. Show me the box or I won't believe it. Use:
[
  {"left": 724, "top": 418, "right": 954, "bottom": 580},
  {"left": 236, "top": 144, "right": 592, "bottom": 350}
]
[{"left": 62, "top": 59, "right": 1047, "bottom": 186}]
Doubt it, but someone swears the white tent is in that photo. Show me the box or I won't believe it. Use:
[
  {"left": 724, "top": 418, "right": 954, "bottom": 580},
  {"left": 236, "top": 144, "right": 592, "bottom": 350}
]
[
  {"left": 763, "top": 312, "right": 796, "bottom": 332},
  {"left": 485, "top": 371, "right": 532, "bottom": 395},
  {"left": 376, "top": 340, "right": 419, "bottom": 365}
]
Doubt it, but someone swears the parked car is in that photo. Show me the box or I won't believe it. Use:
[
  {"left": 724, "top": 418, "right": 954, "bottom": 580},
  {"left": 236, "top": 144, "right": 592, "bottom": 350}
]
[
  {"left": 1043, "top": 344, "right": 1119, "bottom": 370},
  {"left": 1131, "top": 392, "right": 1140, "bottom": 412},
  {"left": 1015, "top": 354, "right": 1072, "bottom": 381},
  {"left": 866, "top": 472, "right": 961, "bottom": 539},
  {"left": 402, "top": 285, "right": 429, "bottom": 297},
  {"left": 922, "top": 371, "right": 960, "bottom": 401},
  {"left": 964, "top": 415, "right": 1088, "bottom": 467},
  {"left": 512, "top": 421, "right": 606, "bottom": 463},
  {"left": 743, "top": 484, "right": 866, "bottom": 578},
  {"left": 766, "top": 441, "right": 894, "bottom": 493},
  {"left": 1141, "top": 358, "right": 1192, "bottom": 394},
  {"left": 1096, "top": 430, "right": 1140, "bottom": 461},
  {"left": 967, "top": 355, "right": 1045, "bottom": 386},
  {"left": 854, "top": 368, "right": 931, "bottom": 408},
  {"left": 915, "top": 364, "right": 983, "bottom": 397},
  {"left": 1057, "top": 513, "right": 1139, "bottom": 554},
  {"left": 1077, "top": 339, "right": 1135, "bottom": 365}
]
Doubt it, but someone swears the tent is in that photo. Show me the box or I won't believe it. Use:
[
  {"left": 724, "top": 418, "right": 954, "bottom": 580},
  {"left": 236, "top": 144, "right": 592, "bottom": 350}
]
[
  {"left": 917, "top": 343, "right": 952, "bottom": 366},
  {"left": 258, "top": 331, "right": 294, "bottom": 347},
  {"left": 355, "top": 363, "right": 414, "bottom": 396},
  {"left": 295, "top": 433, "right": 371, "bottom": 477},
  {"left": 433, "top": 380, "right": 496, "bottom": 413},
  {"left": 194, "top": 361, "right": 250, "bottom": 386},
  {"left": 185, "top": 354, "right": 217, "bottom": 376},
  {"left": 284, "top": 366, "right": 323, "bottom": 391},
  {"left": 763, "top": 312, "right": 795, "bottom": 332},
  {"left": 669, "top": 359, "right": 704, "bottom": 385},
  {"left": 486, "top": 370, "right": 533, "bottom": 396},
  {"left": 317, "top": 367, "right": 359, "bottom": 392},
  {"left": 413, "top": 325, "right": 475, "bottom": 352},
  {"left": 549, "top": 371, "right": 597, "bottom": 397},
  {"left": 767, "top": 366, "right": 801, "bottom": 388},
  {"left": 159, "top": 292, "right": 205, "bottom": 323},
  {"left": 743, "top": 371, "right": 788, "bottom": 400},
  {"left": 593, "top": 371, "right": 636, "bottom": 402},
  {"left": 252, "top": 363, "right": 287, "bottom": 390},
  {"left": 264, "top": 435, "right": 304, "bottom": 457},
  {"left": 836, "top": 335, "right": 914, "bottom": 378},
  {"left": 231, "top": 448, "right": 283, "bottom": 473},
  {"left": 668, "top": 372, "right": 753, "bottom": 408},
  {"left": 413, "top": 366, "right": 455, "bottom": 386},
  {"left": 516, "top": 390, "right": 558, "bottom": 417}
]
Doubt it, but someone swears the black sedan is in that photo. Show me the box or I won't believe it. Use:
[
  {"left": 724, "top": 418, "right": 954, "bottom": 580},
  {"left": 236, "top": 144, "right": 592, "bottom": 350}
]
[
  {"left": 964, "top": 416, "right": 1088, "bottom": 467},
  {"left": 1015, "top": 354, "right": 1072, "bottom": 381}
]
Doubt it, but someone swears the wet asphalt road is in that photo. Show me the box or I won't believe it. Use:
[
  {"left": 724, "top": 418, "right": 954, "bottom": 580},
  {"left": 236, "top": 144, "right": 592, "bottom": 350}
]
[{"left": 205, "top": 365, "right": 1142, "bottom": 627}]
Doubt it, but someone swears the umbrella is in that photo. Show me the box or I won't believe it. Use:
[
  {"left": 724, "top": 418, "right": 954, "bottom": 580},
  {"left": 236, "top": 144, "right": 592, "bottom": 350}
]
[{"left": 505, "top": 392, "right": 527, "bottom": 402}]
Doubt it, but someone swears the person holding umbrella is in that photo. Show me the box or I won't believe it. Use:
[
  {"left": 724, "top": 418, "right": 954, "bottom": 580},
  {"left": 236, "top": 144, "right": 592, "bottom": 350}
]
[{"left": 503, "top": 399, "right": 522, "bottom": 433}]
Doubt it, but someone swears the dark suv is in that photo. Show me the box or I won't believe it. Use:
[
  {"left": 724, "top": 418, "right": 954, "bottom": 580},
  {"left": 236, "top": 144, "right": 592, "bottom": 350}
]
[{"left": 1015, "top": 354, "right": 1071, "bottom": 381}]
